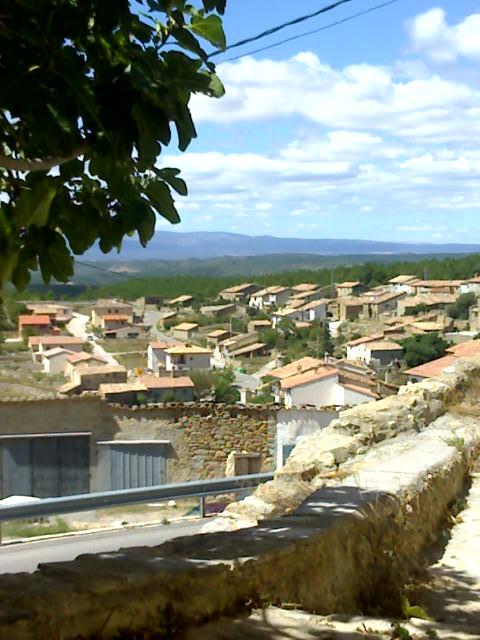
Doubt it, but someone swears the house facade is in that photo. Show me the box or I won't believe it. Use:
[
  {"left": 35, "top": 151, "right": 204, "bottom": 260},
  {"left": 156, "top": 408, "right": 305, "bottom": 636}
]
[{"left": 164, "top": 345, "right": 211, "bottom": 374}]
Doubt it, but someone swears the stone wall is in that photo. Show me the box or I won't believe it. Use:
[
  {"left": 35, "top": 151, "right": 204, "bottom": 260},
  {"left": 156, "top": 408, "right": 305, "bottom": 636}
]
[{"left": 0, "top": 400, "right": 280, "bottom": 486}]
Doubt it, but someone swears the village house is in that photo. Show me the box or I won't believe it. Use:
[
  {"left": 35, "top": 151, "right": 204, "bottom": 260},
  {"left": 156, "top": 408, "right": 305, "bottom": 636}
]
[
  {"left": 164, "top": 344, "right": 212, "bottom": 374},
  {"left": 41, "top": 347, "right": 75, "bottom": 375},
  {"left": 136, "top": 295, "right": 163, "bottom": 307},
  {"left": 199, "top": 303, "right": 236, "bottom": 318},
  {"left": 206, "top": 329, "right": 232, "bottom": 347},
  {"left": 65, "top": 352, "right": 107, "bottom": 380},
  {"left": 335, "top": 281, "right": 366, "bottom": 297},
  {"left": 276, "top": 366, "right": 377, "bottom": 409},
  {"left": 410, "top": 280, "right": 466, "bottom": 296},
  {"left": 103, "top": 324, "right": 144, "bottom": 340},
  {"left": 99, "top": 375, "right": 195, "bottom": 406},
  {"left": 249, "top": 286, "right": 292, "bottom": 310},
  {"left": 398, "top": 293, "right": 458, "bottom": 315},
  {"left": 26, "top": 303, "right": 73, "bottom": 326},
  {"left": 219, "top": 283, "right": 261, "bottom": 303},
  {"left": 90, "top": 299, "right": 134, "bottom": 327},
  {"left": 361, "top": 340, "right": 403, "bottom": 366},
  {"left": 270, "top": 357, "right": 325, "bottom": 382},
  {"left": 387, "top": 275, "right": 420, "bottom": 293},
  {"left": 346, "top": 334, "right": 384, "bottom": 362},
  {"left": 271, "top": 300, "right": 328, "bottom": 328},
  {"left": 247, "top": 319, "right": 272, "bottom": 334},
  {"left": 29, "top": 335, "right": 85, "bottom": 361},
  {"left": 215, "top": 333, "right": 261, "bottom": 361},
  {"left": 338, "top": 297, "right": 365, "bottom": 321},
  {"left": 147, "top": 340, "right": 181, "bottom": 373},
  {"left": 171, "top": 322, "right": 199, "bottom": 341},
  {"left": 69, "top": 364, "right": 128, "bottom": 392},
  {"left": 289, "top": 289, "right": 322, "bottom": 304},
  {"left": 363, "top": 291, "right": 407, "bottom": 318},
  {"left": 460, "top": 276, "right": 480, "bottom": 295},
  {"left": 228, "top": 342, "right": 268, "bottom": 359},
  {"left": 18, "top": 314, "right": 53, "bottom": 338},
  {"left": 100, "top": 315, "right": 130, "bottom": 332},
  {"left": 166, "top": 294, "right": 193, "bottom": 308}
]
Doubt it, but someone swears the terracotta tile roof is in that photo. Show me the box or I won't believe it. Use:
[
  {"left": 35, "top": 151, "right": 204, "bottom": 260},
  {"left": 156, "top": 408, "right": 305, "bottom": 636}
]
[
  {"left": 149, "top": 340, "right": 181, "bottom": 350},
  {"left": 388, "top": 275, "right": 419, "bottom": 284},
  {"left": 168, "top": 295, "right": 193, "bottom": 304},
  {"left": 248, "top": 320, "right": 272, "bottom": 327},
  {"left": 165, "top": 344, "right": 212, "bottom": 355},
  {"left": 172, "top": 322, "right": 199, "bottom": 331},
  {"left": 281, "top": 367, "right": 338, "bottom": 390},
  {"left": 337, "top": 281, "right": 361, "bottom": 288},
  {"left": 270, "top": 356, "right": 324, "bottom": 380},
  {"left": 291, "top": 283, "right": 319, "bottom": 292},
  {"left": 66, "top": 352, "right": 106, "bottom": 364},
  {"left": 101, "top": 315, "right": 130, "bottom": 321},
  {"left": 365, "top": 340, "right": 403, "bottom": 352},
  {"left": 412, "top": 280, "right": 465, "bottom": 288},
  {"left": 19, "top": 314, "right": 51, "bottom": 326},
  {"left": 38, "top": 336, "right": 84, "bottom": 345},
  {"left": 221, "top": 283, "right": 254, "bottom": 294},
  {"left": 42, "top": 347, "right": 75, "bottom": 358},
  {"left": 207, "top": 329, "right": 231, "bottom": 338},
  {"left": 447, "top": 340, "right": 480, "bottom": 358},
  {"left": 300, "top": 299, "right": 329, "bottom": 311},
  {"left": 229, "top": 342, "right": 266, "bottom": 357},
  {"left": 99, "top": 382, "right": 147, "bottom": 394},
  {"left": 411, "top": 321, "right": 445, "bottom": 332},
  {"left": 254, "top": 285, "right": 289, "bottom": 297},
  {"left": 340, "top": 382, "right": 379, "bottom": 399},
  {"left": 404, "top": 355, "right": 458, "bottom": 379},
  {"left": 77, "top": 364, "right": 127, "bottom": 376},
  {"left": 347, "top": 334, "right": 384, "bottom": 347},
  {"left": 139, "top": 374, "right": 194, "bottom": 389}
]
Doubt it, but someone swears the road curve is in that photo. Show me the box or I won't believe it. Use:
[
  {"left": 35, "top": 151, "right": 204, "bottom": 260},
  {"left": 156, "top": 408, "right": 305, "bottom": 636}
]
[{"left": 0, "top": 519, "right": 204, "bottom": 574}]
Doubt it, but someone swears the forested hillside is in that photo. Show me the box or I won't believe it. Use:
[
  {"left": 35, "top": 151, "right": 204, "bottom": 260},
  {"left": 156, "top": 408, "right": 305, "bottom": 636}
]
[{"left": 24, "top": 252, "right": 480, "bottom": 302}]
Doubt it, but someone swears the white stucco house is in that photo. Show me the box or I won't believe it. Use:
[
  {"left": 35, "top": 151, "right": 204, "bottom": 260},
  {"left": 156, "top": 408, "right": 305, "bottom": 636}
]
[
  {"left": 164, "top": 344, "right": 212, "bottom": 374},
  {"left": 147, "top": 341, "right": 181, "bottom": 373},
  {"left": 276, "top": 366, "right": 377, "bottom": 409},
  {"left": 249, "top": 286, "right": 291, "bottom": 310},
  {"left": 41, "top": 347, "right": 75, "bottom": 374}
]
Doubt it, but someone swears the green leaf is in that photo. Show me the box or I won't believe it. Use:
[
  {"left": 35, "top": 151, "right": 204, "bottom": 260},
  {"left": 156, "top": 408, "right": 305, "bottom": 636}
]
[
  {"left": 146, "top": 181, "right": 180, "bottom": 223},
  {"left": 155, "top": 167, "right": 188, "bottom": 196},
  {"left": 132, "top": 104, "right": 161, "bottom": 167},
  {"left": 11, "top": 260, "right": 31, "bottom": 291},
  {"left": 190, "top": 14, "right": 226, "bottom": 49},
  {"left": 208, "top": 72, "right": 225, "bottom": 98},
  {"left": 15, "top": 179, "right": 58, "bottom": 227}
]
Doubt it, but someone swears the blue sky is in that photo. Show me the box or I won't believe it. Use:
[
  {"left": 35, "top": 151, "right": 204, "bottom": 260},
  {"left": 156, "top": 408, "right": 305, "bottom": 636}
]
[{"left": 159, "top": 1, "right": 480, "bottom": 243}]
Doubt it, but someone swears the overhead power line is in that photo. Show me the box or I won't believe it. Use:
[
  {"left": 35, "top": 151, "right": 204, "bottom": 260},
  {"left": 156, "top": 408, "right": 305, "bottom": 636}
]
[
  {"left": 208, "top": 0, "right": 357, "bottom": 58},
  {"left": 219, "top": 0, "right": 400, "bottom": 63}
]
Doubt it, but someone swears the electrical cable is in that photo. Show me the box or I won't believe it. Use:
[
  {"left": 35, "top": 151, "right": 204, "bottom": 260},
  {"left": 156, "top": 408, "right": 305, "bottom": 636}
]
[
  {"left": 207, "top": 0, "right": 357, "bottom": 58},
  {"left": 218, "top": 0, "right": 400, "bottom": 63}
]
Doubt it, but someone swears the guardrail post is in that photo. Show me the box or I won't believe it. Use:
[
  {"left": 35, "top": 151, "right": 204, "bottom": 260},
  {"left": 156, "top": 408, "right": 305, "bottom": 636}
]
[{"left": 199, "top": 496, "right": 206, "bottom": 518}]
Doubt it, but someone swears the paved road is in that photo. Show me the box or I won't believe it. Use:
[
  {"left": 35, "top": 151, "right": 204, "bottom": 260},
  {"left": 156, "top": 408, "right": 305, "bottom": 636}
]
[
  {"left": 0, "top": 520, "right": 204, "bottom": 574},
  {"left": 67, "top": 313, "right": 119, "bottom": 365}
]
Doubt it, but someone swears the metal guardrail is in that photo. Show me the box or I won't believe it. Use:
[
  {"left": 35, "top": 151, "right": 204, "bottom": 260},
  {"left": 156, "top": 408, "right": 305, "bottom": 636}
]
[{"left": 0, "top": 472, "right": 274, "bottom": 523}]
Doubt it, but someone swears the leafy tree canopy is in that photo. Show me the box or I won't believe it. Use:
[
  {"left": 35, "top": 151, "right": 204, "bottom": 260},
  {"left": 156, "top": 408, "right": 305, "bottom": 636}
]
[
  {"left": 447, "top": 292, "right": 476, "bottom": 320},
  {"left": 400, "top": 332, "right": 450, "bottom": 369},
  {"left": 0, "top": 0, "right": 226, "bottom": 291},
  {"left": 213, "top": 366, "right": 240, "bottom": 404}
]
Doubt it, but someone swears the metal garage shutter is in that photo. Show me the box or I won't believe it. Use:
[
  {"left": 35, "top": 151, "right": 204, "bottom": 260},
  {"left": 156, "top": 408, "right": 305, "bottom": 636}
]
[
  {"left": 108, "top": 442, "right": 167, "bottom": 490},
  {"left": 0, "top": 434, "right": 90, "bottom": 498}
]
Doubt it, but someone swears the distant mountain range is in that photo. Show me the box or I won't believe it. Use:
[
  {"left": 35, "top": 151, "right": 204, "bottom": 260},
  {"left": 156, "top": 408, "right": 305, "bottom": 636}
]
[{"left": 84, "top": 231, "right": 480, "bottom": 262}]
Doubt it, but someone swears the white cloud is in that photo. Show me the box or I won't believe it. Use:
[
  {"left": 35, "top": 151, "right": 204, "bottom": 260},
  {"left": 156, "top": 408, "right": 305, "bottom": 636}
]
[{"left": 409, "top": 8, "right": 480, "bottom": 62}]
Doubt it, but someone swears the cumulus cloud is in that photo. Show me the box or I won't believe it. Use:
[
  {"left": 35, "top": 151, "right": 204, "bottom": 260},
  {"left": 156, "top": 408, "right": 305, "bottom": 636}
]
[
  {"left": 409, "top": 8, "right": 480, "bottom": 62},
  {"left": 160, "top": 7, "right": 480, "bottom": 239}
]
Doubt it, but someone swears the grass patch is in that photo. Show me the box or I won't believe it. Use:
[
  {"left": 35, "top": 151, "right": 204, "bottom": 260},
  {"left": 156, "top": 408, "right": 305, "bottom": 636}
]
[
  {"left": 98, "top": 338, "right": 147, "bottom": 353},
  {"left": 116, "top": 353, "right": 147, "bottom": 370},
  {"left": 3, "top": 517, "right": 73, "bottom": 539}
]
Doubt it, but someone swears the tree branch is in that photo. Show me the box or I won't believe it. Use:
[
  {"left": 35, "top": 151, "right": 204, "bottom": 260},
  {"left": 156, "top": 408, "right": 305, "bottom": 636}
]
[{"left": 0, "top": 143, "right": 90, "bottom": 172}]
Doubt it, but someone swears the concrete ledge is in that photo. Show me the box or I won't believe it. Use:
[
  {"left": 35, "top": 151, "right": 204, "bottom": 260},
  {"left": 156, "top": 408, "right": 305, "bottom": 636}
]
[{"left": 0, "top": 413, "right": 478, "bottom": 639}]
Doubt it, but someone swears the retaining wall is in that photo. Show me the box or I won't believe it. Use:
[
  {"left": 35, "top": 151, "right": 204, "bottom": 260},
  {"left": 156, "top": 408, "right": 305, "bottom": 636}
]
[{"left": 1, "top": 358, "right": 480, "bottom": 638}]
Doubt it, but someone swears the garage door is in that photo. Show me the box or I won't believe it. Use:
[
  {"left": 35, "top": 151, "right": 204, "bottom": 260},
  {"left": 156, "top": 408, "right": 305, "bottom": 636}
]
[
  {"left": 1, "top": 434, "right": 90, "bottom": 498},
  {"left": 101, "top": 441, "right": 168, "bottom": 490}
]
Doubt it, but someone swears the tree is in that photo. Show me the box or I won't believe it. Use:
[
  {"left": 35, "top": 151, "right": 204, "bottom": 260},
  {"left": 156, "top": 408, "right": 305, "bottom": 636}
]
[
  {"left": 278, "top": 317, "right": 296, "bottom": 338},
  {"left": 400, "top": 333, "right": 450, "bottom": 368},
  {"left": 0, "top": 1, "right": 226, "bottom": 292},
  {"left": 213, "top": 366, "right": 240, "bottom": 404},
  {"left": 317, "top": 321, "right": 333, "bottom": 357},
  {"left": 447, "top": 293, "right": 476, "bottom": 320}
]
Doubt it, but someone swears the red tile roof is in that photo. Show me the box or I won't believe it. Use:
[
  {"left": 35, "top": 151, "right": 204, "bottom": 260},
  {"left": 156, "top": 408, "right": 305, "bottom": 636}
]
[
  {"left": 19, "top": 315, "right": 51, "bottom": 326},
  {"left": 404, "top": 355, "right": 458, "bottom": 379},
  {"left": 446, "top": 340, "right": 480, "bottom": 358},
  {"left": 281, "top": 367, "right": 338, "bottom": 390},
  {"left": 270, "top": 357, "right": 324, "bottom": 380},
  {"left": 139, "top": 375, "right": 194, "bottom": 389}
]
